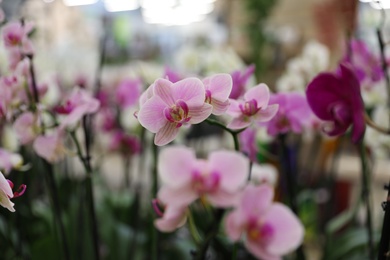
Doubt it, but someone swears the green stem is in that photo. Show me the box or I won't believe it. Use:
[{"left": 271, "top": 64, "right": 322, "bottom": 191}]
[
  {"left": 70, "top": 131, "right": 100, "bottom": 260},
  {"left": 358, "top": 141, "right": 375, "bottom": 260},
  {"left": 278, "top": 134, "right": 306, "bottom": 260},
  {"left": 195, "top": 122, "right": 241, "bottom": 259},
  {"left": 26, "top": 53, "right": 70, "bottom": 260},
  {"left": 151, "top": 143, "right": 158, "bottom": 260},
  {"left": 188, "top": 210, "right": 202, "bottom": 246}
]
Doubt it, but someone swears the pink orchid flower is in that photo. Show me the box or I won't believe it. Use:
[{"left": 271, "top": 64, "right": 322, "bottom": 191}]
[
  {"left": 0, "top": 172, "right": 15, "bottom": 212},
  {"left": 164, "top": 66, "right": 182, "bottom": 83},
  {"left": 227, "top": 84, "right": 279, "bottom": 130},
  {"left": 2, "top": 21, "right": 34, "bottom": 54},
  {"left": 33, "top": 129, "right": 66, "bottom": 163},
  {"left": 265, "top": 93, "right": 312, "bottom": 136},
  {"left": 115, "top": 78, "right": 142, "bottom": 109},
  {"left": 56, "top": 88, "right": 100, "bottom": 128},
  {"left": 152, "top": 199, "right": 187, "bottom": 232},
  {"left": 157, "top": 146, "right": 248, "bottom": 208},
  {"left": 138, "top": 78, "right": 212, "bottom": 146},
  {"left": 13, "top": 112, "right": 39, "bottom": 144},
  {"left": 203, "top": 73, "right": 232, "bottom": 115},
  {"left": 225, "top": 185, "right": 304, "bottom": 260},
  {"left": 306, "top": 64, "right": 365, "bottom": 143}
]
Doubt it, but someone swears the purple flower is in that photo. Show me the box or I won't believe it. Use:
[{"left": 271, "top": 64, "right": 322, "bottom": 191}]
[
  {"left": 115, "top": 78, "right": 142, "bottom": 109},
  {"left": 306, "top": 64, "right": 365, "bottom": 143},
  {"left": 266, "top": 93, "right": 312, "bottom": 136},
  {"left": 239, "top": 127, "right": 258, "bottom": 162},
  {"left": 342, "top": 39, "right": 383, "bottom": 84},
  {"left": 138, "top": 78, "right": 212, "bottom": 146},
  {"left": 230, "top": 64, "right": 255, "bottom": 99},
  {"left": 203, "top": 73, "right": 232, "bottom": 115}
]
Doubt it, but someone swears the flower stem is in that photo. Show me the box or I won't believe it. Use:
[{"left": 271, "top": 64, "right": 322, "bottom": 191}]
[
  {"left": 70, "top": 130, "right": 100, "bottom": 260},
  {"left": 151, "top": 143, "right": 159, "bottom": 260},
  {"left": 195, "top": 123, "right": 241, "bottom": 259},
  {"left": 364, "top": 113, "right": 390, "bottom": 135},
  {"left": 357, "top": 141, "right": 375, "bottom": 259},
  {"left": 27, "top": 54, "right": 70, "bottom": 260},
  {"left": 278, "top": 134, "right": 306, "bottom": 260},
  {"left": 188, "top": 210, "right": 202, "bottom": 246}
]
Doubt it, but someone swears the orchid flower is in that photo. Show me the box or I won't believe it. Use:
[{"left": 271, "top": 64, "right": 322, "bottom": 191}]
[
  {"left": 203, "top": 73, "right": 232, "bottom": 115},
  {"left": 0, "top": 172, "right": 15, "bottom": 212},
  {"left": 265, "top": 92, "right": 312, "bottom": 136},
  {"left": 138, "top": 78, "right": 212, "bottom": 146},
  {"left": 152, "top": 199, "right": 187, "bottom": 232},
  {"left": 227, "top": 84, "right": 279, "bottom": 130},
  {"left": 225, "top": 185, "right": 304, "bottom": 260},
  {"left": 115, "top": 78, "right": 142, "bottom": 109},
  {"left": 13, "top": 112, "right": 39, "bottom": 144},
  {"left": 157, "top": 146, "right": 248, "bottom": 208},
  {"left": 0, "top": 149, "right": 23, "bottom": 174},
  {"left": 56, "top": 88, "right": 100, "bottom": 128},
  {"left": 230, "top": 64, "right": 255, "bottom": 99},
  {"left": 306, "top": 64, "right": 365, "bottom": 143},
  {"left": 33, "top": 129, "right": 66, "bottom": 163}
]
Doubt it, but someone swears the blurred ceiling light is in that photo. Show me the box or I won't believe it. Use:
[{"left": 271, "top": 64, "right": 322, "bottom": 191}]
[
  {"left": 43, "top": 0, "right": 55, "bottom": 3},
  {"left": 63, "top": 0, "right": 98, "bottom": 6},
  {"left": 142, "top": 0, "right": 215, "bottom": 25},
  {"left": 104, "top": 0, "right": 139, "bottom": 12},
  {"left": 369, "top": 0, "right": 390, "bottom": 9}
]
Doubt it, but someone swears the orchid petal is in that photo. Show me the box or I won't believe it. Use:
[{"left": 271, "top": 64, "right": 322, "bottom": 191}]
[
  {"left": 188, "top": 103, "right": 212, "bottom": 124},
  {"left": 154, "top": 122, "right": 180, "bottom": 146},
  {"left": 138, "top": 96, "right": 167, "bottom": 133},
  {"left": 172, "top": 78, "right": 205, "bottom": 107},
  {"left": 244, "top": 84, "right": 270, "bottom": 109}
]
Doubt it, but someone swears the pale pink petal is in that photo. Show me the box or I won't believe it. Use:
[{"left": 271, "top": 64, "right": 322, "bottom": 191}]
[
  {"left": 153, "top": 78, "right": 174, "bottom": 106},
  {"left": 208, "top": 73, "right": 232, "bottom": 101},
  {"left": 0, "top": 191, "right": 15, "bottom": 212},
  {"left": 211, "top": 99, "right": 230, "bottom": 115},
  {"left": 226, "top": 99, "right": 242, "bottom": 117},
  {"left": 263, "top": 203, "right": 304, "bottom": 255},
  {"left": 13, "top": 112, "right": 37, "bottom": 144},
  {"left": 154, "top": 122, "right": 180, "bottom": 146},
  {"left": 0, "top": 172, "right": 13, "bottom": 198},
  {"left": 33, "top": 130, "right": 65, "bottom": 163},
  {"left": 245, "top": 239, "right": 281, "bottom": 260},
  {"left": 240, "top": 185, "right": 273, "bottom": 218},
  {"left": 244, "top": 84, "right": 270, "bottom": 109},
  {"left": 207, "top": 190, "right": 240, "bottom": 207},
  {"left": 188, "top": 103, "right": 212, "bottom": 124},
  {"left": 172, "top": 78, "right": 205, "bottom": 107},
  {"left": 158, "top": 146, "right": 196, "bottom": 188},
  {"left": 154, "top": 205, "right": 187, "bottom": 232},
  {"left": 139, "top": 83, "right": 155, "bottom": 106},
  {"left": 158, "top": 185, "right": 198, "bottom": 207},
  {"left": 254, "top": 104, "right": 279, "bottom": 123},
  {"left": 227, "top": 116, "right": 251, "bottom": 130},
  {"left": 225, "top": 210, "right": 244, "bottom": 241},
  {"left": 208, "top": 150, "right": 248, "bottom": 192},
  {"left": 61, "top": 100, "right": 100, "bottom": 128},
  {"left": 138, "top": 96, "right": 167, "bottom": 133}
]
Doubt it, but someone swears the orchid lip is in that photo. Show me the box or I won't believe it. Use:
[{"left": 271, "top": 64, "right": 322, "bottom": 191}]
[
  {"left": 163, "top": 100, "right": 191, "bottom": 126},
  {"left": 239, "top": 99, "right": 260, "bottom": 116},
  {"left": 152, "top": 199, "right": 164, "bottom": 217}
]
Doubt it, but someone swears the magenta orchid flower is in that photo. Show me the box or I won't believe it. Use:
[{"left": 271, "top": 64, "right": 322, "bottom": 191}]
[
  {"left": 265, "top": 93, "right": 312, "bottom": 136},
  {"left": 115, "top": 78, "right": 142, "bottom": 109},
  {"left": 203, "top": 73, "right": 232, "bottom": 115},
  {"left": 227, "top": 84, "right": 279, "bottom": 130},
  {"left": 225, "top": 185, "right": 304, "bottom": 260},
  {"left": 152, "top": 199, "right": 187, "bottom": 232},
  {"left": 56, "top": 88, "right": 100, "bottom": 128},
  {"left": 306, "top": 64, "right": 365, "bottom": 143},
  {"left": 157, "top": 146, "right": 248, "bottom": 208},
  {"left": 230, "top": 64, "right": 255, "bottom": 99},
  {"left": 138, "top": 78, "right": 212, "bottom": 146}
]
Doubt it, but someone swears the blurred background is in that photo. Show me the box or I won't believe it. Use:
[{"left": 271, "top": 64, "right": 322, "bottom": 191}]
[{"left": 2, "top": 0, "right": 390, "bottom": 259}]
